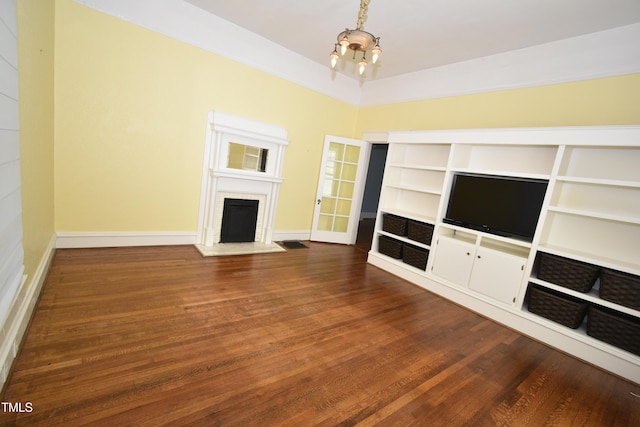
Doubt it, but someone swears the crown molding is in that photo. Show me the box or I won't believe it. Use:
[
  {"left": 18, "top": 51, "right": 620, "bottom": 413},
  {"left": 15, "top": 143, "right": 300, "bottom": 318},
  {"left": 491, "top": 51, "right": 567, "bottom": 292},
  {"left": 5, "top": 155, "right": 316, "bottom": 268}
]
[
  {"left": 74, "top": 1, "right": 640, "bottom": 107},
  {"left": 360, "top": 23, "right": 640, "bottom": 106},
  {"left": 72, "top": 0, "right": 363, "bottom": 105}
]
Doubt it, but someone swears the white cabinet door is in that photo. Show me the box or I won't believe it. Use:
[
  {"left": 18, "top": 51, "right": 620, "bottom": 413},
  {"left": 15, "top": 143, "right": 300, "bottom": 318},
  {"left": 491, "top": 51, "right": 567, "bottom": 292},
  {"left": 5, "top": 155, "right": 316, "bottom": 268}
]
[
  {"left": 468, "top": 247, "right": 526, "bottom": 305},
  {"left": 431, "top": 236, "right": 475, "bottom": 286}
]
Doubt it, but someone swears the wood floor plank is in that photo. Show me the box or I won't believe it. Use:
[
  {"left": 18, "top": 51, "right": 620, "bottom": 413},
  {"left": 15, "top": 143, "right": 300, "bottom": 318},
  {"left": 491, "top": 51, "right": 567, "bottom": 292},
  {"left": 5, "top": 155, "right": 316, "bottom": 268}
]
[{"left": 2, "top": 243, "right": 639, "bottom": 426}]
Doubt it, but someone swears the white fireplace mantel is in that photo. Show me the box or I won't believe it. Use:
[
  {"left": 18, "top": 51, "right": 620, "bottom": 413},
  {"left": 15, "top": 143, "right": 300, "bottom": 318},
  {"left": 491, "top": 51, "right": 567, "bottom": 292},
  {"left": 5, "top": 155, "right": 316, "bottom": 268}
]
[{"left": 196, "top": 111, "right": 288, "bottom": 252}]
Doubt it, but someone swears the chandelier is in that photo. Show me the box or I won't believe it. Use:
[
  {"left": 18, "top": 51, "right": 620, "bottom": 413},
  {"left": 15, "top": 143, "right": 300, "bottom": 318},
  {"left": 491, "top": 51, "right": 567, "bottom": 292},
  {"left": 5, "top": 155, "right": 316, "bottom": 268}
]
[{"left": 329, "top": 0, "right": 382, "bottom": 75}]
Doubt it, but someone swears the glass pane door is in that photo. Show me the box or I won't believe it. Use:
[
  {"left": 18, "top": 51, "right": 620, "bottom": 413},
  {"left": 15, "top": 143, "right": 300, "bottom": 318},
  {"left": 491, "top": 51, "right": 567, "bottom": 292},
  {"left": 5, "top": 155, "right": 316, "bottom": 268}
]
[{"left": 311, "top": 136, "right": 369, "bottom": 244}]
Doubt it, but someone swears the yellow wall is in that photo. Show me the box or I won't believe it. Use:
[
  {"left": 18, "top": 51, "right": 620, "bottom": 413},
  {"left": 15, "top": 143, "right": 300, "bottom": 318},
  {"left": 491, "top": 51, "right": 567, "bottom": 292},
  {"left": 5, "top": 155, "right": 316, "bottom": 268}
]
[
  {"left": 17, "top": 0, "right": 55, "bottom": 283},
  {"left": 36, "top": 0, "right": 640, "bottom": 241},
  {"left": 53, "top": 0, "right": 358, "bottom": 233},
  {"left": 355, "top": 74, "right": 640, "bottom": 133}
]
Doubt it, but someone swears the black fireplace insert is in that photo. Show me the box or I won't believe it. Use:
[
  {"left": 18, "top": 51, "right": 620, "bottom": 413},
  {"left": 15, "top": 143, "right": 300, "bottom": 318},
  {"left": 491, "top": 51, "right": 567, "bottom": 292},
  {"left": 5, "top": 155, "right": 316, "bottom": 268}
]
[{"left": 220, "top": 198, "right": 259, "bottom": 243}]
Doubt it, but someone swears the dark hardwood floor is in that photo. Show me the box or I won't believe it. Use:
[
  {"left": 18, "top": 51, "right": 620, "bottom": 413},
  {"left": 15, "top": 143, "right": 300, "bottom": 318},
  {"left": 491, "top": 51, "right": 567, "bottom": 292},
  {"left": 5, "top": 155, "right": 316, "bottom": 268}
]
[{"left": 2, "top": 242, "right": 639, "bottom": 426}]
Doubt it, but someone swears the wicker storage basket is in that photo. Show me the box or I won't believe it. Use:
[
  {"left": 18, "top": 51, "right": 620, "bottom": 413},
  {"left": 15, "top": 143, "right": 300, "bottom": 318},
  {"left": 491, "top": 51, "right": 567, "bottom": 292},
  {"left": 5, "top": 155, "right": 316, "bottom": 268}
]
[
  {"left": 587, "top": 305, "right": 640, "bottom": 356},
  {"left": 599, "top": 268, "right": 640, "bottom": 311},
  {"left": 382, "top": 213, "right": 407, "bottom": 236},
  {"left": 537, "top": 252, "right": 600, "bottom": 293},
  {"left": 402, "top": 244, "right": 429, "bottom": 270},
  {"left": 378, "top": 235, "right": 403, "bottom": 259},
  {"left": 407, "top": 220, "right": 434, "bottom": 245},
  {"left": 527, "top": 285, "right": 588, "bottom": 329}
]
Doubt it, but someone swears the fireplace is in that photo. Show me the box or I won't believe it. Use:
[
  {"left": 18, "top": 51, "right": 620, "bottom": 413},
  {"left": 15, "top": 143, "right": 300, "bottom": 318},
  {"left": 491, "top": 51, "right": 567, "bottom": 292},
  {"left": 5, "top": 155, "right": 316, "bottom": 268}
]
[
  {"left": 196, "top": 111, "right": 289, "bottom": 256},
  {"left": 220, "top": 198, "right": 259, "bottom": 243}
]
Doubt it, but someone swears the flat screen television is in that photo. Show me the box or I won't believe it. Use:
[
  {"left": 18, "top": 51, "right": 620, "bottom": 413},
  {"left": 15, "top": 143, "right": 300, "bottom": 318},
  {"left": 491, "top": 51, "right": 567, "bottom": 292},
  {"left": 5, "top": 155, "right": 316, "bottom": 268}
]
[{"left": 443, "top": 173, "right": 548, "bottom": 241}]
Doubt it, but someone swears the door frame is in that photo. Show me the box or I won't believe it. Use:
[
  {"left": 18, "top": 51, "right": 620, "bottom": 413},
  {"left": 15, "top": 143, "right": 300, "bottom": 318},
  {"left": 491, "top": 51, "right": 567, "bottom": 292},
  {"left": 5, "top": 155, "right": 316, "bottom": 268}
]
[
  {"left": 310, "top": 132, "right": 388, "bottom": 245},
  {"left": 310, "top": 135, "right": 370, "bottom": 244}
]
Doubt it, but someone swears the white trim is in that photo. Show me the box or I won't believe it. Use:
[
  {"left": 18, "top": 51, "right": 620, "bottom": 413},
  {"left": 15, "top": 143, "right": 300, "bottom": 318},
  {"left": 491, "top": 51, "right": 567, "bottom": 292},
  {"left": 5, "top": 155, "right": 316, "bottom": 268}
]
[
  {"left": 73, "top": 1, "right": 640, "bottom": 107},
  {"left": 210, "top": 111, "right": 289, "bottom": 144},
  {"left": 1, "top": 235, "right": 55, "bottom": 389},
  {"left": 53, "top": 230, "right": 311, "bottom": 249},
  {"left": 360, "top": 23, "right": 640, "bottom": 106},
  {"left": 55, "top": 232, "right": 197, "bottom": 248},
  {"left": 362, "top": 131, "right": 389, "bottom": 143},
  {"left": 387, "top": 125, "right": 640, "bottom": 146}
]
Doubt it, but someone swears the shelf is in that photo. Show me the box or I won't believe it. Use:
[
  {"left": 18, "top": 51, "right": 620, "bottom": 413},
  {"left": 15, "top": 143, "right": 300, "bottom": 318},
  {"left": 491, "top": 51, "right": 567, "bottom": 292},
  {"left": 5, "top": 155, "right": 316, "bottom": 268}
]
[
  {"left": 546, "top": 206, "right": 640, "bottom": 226},
  {"left": 450, "top": 168, "right": 550, "bottom": 181},
  {"left": 556, "top": 176, "right": 640, "bottom": 188},
  {"left": 438, "top": 222, "right": 532, "bottom": 249},
  {"left": 369, "top": 251, "right": 434, "bottom": 279},
  {"left": 480, "top": 238, "right": 530, "bottom": 258},
  {"left": 386, "top": 144, "right": 451, "bottom": 170},
  {"left": 435, "top": 225, "right": 478, "bottom": 245},
  {"left": 376, "top": 212, "right": 434, "bottom": 251},
  {"left": 536, "top": 244, "right": 640, "bottom": 276},
  {"left": 528, "top": 278, "right": 640, "bottom": 319},
  {"left": 387, "top": 163, "right": 446, "bottom": 172},
  {"left": 384, "top": 183, "right": 442, "bottom": 195},
  {"left": 549, "top": 180, "right": 640, "bottom": 223},
  {"left": 384, "top": 166, "right": 445, "bottom": 195},
  {"left": 376, "top": 230, "right": 431, "bottom": 250},
  {"left": 379, "top": 208, "right": 436, "bottom": 225},
  {"left": 451, "top": 144, "right": 557, "bottom": 177},
  {"left": 539, "top": 212, "right": 640, "bottom": 271},
  {"left": 379, "top": 188, "right": 441, "bottom": 222},
  {"left": 558, "top": 146, "right": 640, "bottom": 182},
  {"left": 520, "top": 308, "right": 640, "bottom": 362}
]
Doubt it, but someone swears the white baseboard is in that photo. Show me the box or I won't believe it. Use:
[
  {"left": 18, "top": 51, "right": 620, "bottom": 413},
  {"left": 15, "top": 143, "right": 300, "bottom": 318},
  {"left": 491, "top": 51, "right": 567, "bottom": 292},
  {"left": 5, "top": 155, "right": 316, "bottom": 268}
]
[
  {"left": 1, "top": 234, "right": 56, "bottom": 390},
  {"left": 56, "top": 232, "right": 198, "bottom": 248},
  {"left": 55, "top": 231, "right": 312, "bottom": 248}
]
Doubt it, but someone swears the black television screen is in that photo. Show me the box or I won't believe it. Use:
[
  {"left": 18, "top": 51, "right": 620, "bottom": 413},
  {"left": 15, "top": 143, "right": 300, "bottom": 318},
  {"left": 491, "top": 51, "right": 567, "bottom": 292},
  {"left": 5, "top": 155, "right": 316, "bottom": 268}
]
[{"left": 444, "top": 173, "right": 548, "bottom": 241}]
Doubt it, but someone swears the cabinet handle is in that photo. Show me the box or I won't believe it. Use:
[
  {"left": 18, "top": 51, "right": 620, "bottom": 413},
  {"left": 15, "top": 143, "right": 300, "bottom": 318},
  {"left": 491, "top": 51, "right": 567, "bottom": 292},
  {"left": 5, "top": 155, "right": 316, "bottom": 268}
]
[
  {"left": 477, "top": 255, "right": 481, "bottom": 259},
  {"left": 466, "top": 252, "right": 470, "bottom": 256}
]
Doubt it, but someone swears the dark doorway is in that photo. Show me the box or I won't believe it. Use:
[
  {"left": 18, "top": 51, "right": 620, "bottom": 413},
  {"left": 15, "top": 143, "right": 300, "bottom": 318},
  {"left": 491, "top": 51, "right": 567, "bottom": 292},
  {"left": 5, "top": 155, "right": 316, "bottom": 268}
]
[
  {"left": 220, "top": 198, "right": 259, "bottom": 243},
  {"left": 356, "top": 143, "right": 388, "bottom": 251},
  {"left": 360, "top": 144, "right": 388, "bottom": 218}
]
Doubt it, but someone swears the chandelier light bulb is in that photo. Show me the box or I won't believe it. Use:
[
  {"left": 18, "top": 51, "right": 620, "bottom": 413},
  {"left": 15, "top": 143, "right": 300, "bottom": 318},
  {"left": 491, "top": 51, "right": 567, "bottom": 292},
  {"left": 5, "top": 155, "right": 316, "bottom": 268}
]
[
  {"left": 330, "top": 45, "right": 339, "bottom": 68},
  {"left": 339, "top": 34, "right": 349, "bottom": 56},
  {"left": 372, "top": 39, "right": 381, "bottom": 64},
  {"left": 358, "top": 55, "right": 367, "bottom": 75}
]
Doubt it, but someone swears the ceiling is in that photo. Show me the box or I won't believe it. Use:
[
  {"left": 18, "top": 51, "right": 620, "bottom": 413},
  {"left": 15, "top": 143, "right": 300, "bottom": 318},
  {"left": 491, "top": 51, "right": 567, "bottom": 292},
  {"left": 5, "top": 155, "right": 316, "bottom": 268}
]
[{"left": 183, "top": 0, "right": 640, "bottom": 80}]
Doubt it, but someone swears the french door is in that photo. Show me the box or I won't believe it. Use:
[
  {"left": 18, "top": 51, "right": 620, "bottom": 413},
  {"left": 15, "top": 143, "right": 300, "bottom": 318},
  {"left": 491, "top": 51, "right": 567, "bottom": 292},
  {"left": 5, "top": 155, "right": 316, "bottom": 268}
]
[{"left": 310, "top": 135, "right": 370, "bottom": 244}]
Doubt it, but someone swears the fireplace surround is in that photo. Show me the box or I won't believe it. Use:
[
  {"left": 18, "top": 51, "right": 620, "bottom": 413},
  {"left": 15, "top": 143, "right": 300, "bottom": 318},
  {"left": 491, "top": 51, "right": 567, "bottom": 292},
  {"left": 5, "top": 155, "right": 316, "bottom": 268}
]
[{"left": 196, "top": 111, "right": 288, "bottom": 256}]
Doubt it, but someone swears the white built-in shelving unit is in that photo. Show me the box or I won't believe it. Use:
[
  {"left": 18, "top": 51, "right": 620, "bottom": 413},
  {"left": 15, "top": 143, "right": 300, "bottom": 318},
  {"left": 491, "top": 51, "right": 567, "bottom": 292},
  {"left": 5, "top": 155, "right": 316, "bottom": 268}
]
[
  {"left": 367, "top": 126, "right": 640, "bottom": 384},
  {"left": 382, "top": 143, "right": 450, "bottom": 224}
]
